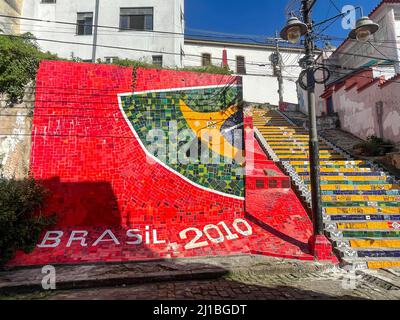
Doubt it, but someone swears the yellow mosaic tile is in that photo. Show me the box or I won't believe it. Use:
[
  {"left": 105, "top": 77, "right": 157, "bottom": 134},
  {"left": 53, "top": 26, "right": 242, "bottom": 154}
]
[
  {"left": 305, "top": 176, "right": 387, "bottom": 182},
  {"left": 350, "top": 239, "right": 400, "bottom": 248},
  {"left": 367, "top": 261, "right": 400, "bottom": 269},
  {"left": 320, "top": 185, "right": 394, "bottom": 191},
  {"left": 322, "top": 195, "right": 399, "bottom": 202},
  {"left": 337, "top": 222, "right": 392, "bottom": 230},
  {"left": 326, "top": 207, "right": 400, "bottom": 214}
]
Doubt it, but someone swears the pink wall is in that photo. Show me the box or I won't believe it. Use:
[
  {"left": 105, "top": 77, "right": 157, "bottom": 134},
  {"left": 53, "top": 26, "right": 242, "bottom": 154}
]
[{"left": 326, "top": 72, "right": 400, "bottom": 143}]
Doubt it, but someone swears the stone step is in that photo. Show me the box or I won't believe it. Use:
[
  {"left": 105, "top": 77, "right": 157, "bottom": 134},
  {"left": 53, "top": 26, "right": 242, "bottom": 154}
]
[
  {"left": 341, "top": 257, "right": 400, "bottom": 270},
  {"left": 321, "top": 190, "right": 400, "bottom": 195},
  {"left": 304, "top": 172, "right": 386, "bottom": 177},
  {"left": 322, "top": 195, "right": 400, "bottom": 202},
  {"left": 340, "top": 249, "right": 400, "bottom": 260},
  {"left": 274, "top": 149, "right": 338, "bottom": 154},
  {"left": 289, "top": 160, "right": 368, "bottom": 166},
  {"left": 276, "top": 153, "right": 345, "bottom": 158},
  {"left": 280, "top": 156, "right": 347, "bottom": 161},
  {"left": 328, "top": 230, "right": 400, "bottom": 239},
  {"left": 323, "top": 202, "right": 398, "bottom": 208},
  {"left": 270, "top": 147, "right": 336, "bottom": 151},
  {"left": 319, "top": 184, "right": 396, "bottom": 191},
  {"left": 336, "top": 239, "right": 400, "bottom": 249},
  {"left": 304, "top": 176, "right": 388, "bottom": 182},
  {"left": 325, "top": 207, "right": 400, "bottom": 214},
  {"left": 256, "top": 111, "right": 400, "bottom": 270},
  {"left": 296, "top": 168, "right": 374, "bottom": 173},
  {"left": 335, "top": 222, "right": 400, "bottom": 230},
  {"left": 326, "top": 214, "right": 400, "bottom": 222}
]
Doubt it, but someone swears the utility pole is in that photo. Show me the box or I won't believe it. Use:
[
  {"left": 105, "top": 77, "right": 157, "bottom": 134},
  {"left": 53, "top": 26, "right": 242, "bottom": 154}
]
[
  {"left": 92, "top": 0, "right": 100, "bottom": 63},
  {"left": 274, "top": 31, "right": 283, "bottom": 105},
  {"left": 302, "top": 0, "right": 324, "bottom": 235},
  {"left": 281, "top": 0, "right": 380, "bottom": 255},
  {"left": 270, "top": 32, "right": 284, "bottom": 105}
]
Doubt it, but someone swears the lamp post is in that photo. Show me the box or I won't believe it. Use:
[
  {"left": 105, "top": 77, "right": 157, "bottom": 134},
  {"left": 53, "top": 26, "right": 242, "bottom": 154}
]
[
  {"left": 92, "top": 0, "right": 100, "bottom": 63},
  {"left": 280, "top": 0, "right": 380, "bottom": 240}
]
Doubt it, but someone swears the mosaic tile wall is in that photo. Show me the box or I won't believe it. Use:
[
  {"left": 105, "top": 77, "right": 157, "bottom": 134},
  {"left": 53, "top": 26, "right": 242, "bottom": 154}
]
[
  {"left": 7, "top": 61, "right": 322, "bottom": 267},
  {"left": 120, "top": 86, "right": 244, "bottom": 197}
]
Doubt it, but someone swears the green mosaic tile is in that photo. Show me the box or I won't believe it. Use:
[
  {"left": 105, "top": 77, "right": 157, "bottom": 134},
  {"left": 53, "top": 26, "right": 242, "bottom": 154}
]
[{"left": 121, "top": 86, "right": 244, "bottom": 197}]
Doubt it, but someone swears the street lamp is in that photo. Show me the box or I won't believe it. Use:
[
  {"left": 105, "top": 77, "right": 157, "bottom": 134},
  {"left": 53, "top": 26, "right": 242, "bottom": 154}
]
[
  {"left": 281, "top": 9, "right": 380, "bottom": 45},
  {"left": 279, "top": 1, "right": 379, "bottom": 255},
  {"left": 349, "top": 16, "right": 380, "bottom": 42},
  {"left": 280, "top": 16, "right": 307, "bottom": 44}
]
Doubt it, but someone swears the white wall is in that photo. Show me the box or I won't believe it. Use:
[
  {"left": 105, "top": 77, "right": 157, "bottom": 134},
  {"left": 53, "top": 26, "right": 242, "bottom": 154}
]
[
  {"left": 21, "top": 0, "right": 184, "bottom": 67},
  {"left": 184, "top": 40, "right": 303, "bottom": 105},
  {"left": 0, "top": 0, "right": 22, "bottom": 34},
  {"left": 333, "top": 80, "right": 400, "bottom": 144},
  {"left": 327, "top": 4, "right": 400, "bottom": 83}
]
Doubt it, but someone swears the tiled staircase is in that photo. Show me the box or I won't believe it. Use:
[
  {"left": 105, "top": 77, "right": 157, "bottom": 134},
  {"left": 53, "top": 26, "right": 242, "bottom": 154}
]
[{"left": 253, "top": 109, "right": 400, "bottom": 270}]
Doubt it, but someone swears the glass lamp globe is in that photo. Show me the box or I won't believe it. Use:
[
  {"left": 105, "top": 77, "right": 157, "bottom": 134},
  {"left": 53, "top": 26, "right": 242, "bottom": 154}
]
[
  {"left": 287, "top": 26, "right": 302, "bottom": 44},
  {"left": 356, "top": 27, "right": 372, "bottom": 42}
]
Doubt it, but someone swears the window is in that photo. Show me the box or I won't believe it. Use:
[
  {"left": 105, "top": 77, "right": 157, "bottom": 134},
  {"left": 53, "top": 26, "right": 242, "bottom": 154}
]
[
  {"left": 326, "top": 96, "right": 334, "bottom": 115},
  {"left": 236, "top": 56, "right": 246, "bottom": 74},
  {"left": 120, "top": 8, "right": 153, "bottom": 31},
  {"left": 77, "top": 12, "right": 93, "bottom": 35},
  {"left": 41, "top": 0, "right": 56, "bottom": 3},
  {"left": 202, "top": 53, "right": 211, "bottom": 66},
  {"left": 152, "top": 55, "right": 163, "bottom": 67},
  {"left": 105, "top": 57, "right": 118, "bottom": 64}
]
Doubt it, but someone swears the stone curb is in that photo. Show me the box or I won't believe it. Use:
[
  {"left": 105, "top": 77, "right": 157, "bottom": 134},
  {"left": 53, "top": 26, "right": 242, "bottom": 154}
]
[{"left": 0, "top": 264, "right": 228, "bottom": 295}]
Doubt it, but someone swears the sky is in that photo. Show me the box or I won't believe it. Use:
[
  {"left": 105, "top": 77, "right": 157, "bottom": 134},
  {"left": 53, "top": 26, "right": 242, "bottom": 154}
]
[{"left": 185, "top": 0, "right": 381, "bottom": 45}]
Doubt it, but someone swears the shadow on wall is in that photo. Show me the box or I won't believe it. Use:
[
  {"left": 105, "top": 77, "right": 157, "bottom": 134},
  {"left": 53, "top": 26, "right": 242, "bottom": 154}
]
[{"left": 39, "top": 177, "right": 121, "bottom": 227}]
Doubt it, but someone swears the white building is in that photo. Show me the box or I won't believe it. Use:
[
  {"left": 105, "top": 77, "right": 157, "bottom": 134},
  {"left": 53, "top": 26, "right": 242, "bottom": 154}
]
[
  {"left": 184, "top": 38, "right": 303, "bottom": 105},
  {"left": 0, "top": 0, "right": 23, "bottom": 34},
  {"left": 11, "top": 0, "right": 305, "bottom": 105},
  {"left": 325, "top": 0, "right": 399, "bottom": 84},
  {"left": 20, "top": 0, "right": 185, "bottom": 67},
  {"left": 297, "top": 0, "right": 400, "bottom": 144}
]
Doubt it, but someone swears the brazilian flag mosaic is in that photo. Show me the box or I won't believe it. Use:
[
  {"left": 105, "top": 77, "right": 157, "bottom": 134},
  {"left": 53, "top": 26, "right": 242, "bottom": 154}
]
[{"left": 120, "top": 86, "right": 245, "bottom": 197}]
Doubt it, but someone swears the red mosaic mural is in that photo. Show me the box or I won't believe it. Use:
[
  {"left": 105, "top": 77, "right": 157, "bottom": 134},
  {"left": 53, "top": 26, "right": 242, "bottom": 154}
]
[{"left": 7, "top": 61, "right": 335, "bottom": 267}]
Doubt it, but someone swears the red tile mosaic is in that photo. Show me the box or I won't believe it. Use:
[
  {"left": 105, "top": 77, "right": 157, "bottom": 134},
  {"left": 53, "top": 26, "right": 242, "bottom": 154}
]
[{"left": 7, "top": 61, "right": 336, "bottom": 267}]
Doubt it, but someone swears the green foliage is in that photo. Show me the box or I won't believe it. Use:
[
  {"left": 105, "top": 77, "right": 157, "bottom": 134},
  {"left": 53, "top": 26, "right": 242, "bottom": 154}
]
[
  {"left": 0, "top": 33, "right": 59, "bottom": 105},
  {"left": 107, "top": 58, "right": 161, "bottom": 69},
  {"left": 0, "top": 178, "right": 55, "bottom": 266},
  {"left": 180, "top": 65, "right": 232, "bottom": 75},
  {"left": 107, "top": 58, "right": 232, "bottom": 75},
  {"left": 354, "top": 135, "right": 395, "bottom": 157}
]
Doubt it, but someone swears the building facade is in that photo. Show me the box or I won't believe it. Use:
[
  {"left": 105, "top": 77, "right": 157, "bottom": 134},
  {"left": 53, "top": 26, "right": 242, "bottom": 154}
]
[
  {"left": 298, "top": 0, "right": 400, "bottom": 144},
  {"left": 0, "top": 0, "right": 23, "bottom": 34},
  {"left": 2, "top": 0, "right": 305, "bottom": 105},
  {"left": 184, "top": 38, "right": 303, "bottom": 105},
  {"left": 21, "top": 0, "right": 185, "bottom": 67}
]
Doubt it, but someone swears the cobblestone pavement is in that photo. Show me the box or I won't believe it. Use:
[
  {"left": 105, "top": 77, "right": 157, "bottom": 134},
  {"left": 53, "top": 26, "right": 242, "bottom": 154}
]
[
  {"left": 2, "top": 256, "right": 400, "bottom": 300},
  {"left": 40, "top": 273, "right": 399, "bottom": 300}
]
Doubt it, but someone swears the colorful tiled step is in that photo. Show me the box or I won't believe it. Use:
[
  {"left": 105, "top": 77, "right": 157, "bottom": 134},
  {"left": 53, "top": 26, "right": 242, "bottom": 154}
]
[
  {"left": 327, "top": 215, "right": 400, "bottom": 222},
  {"left": 304, "top": 176, "right": 388, "bottom": 182},
  {"left": 322, "top": 190, "right": 400, "bottom": 195},
  {"left": 322, "top": 195, "right": 400, "bottom": 202},
  {"left": 336, "top": 222, "right": 400, "bottom": 230},
  {"left": 254, "top": 109, "right": 400, "bottom": 269},
  {"left": 337, "top": 231, "right": 400, "bottom": 239},
  {"left": 323, "top": 201, "right": 398, "bottom": 207},
  {"left": 325, "top": 207, "right": 400, "bottom": 215},
  {"left": 367, "top": 261, "right": 400, "bottom": 269},
  {"left": 357, "top": 250, "right": 400, "bottom": 257},
  {"left": 318, "top": 184, "right": 395, "bottom": 191},
  {"left": 348, "top": 239, "right": 400, "bottom": 248},
  {"left": 303, "top": 172, "right": 386, "bottom": 177}
]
